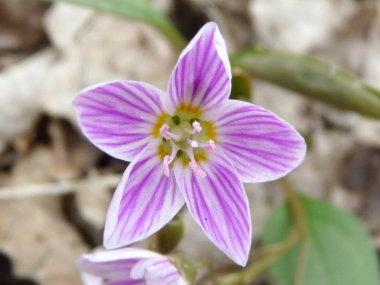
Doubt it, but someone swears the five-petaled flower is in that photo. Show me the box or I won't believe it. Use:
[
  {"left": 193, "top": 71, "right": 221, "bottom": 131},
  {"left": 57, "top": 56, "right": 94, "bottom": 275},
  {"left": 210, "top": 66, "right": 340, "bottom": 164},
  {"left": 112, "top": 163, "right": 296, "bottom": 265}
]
[
  {"left": 77, "top": 247, "right": 189, "bottom": 285},
  {"left": 74, "top": 22, "right": 306, "bottom": 266}
]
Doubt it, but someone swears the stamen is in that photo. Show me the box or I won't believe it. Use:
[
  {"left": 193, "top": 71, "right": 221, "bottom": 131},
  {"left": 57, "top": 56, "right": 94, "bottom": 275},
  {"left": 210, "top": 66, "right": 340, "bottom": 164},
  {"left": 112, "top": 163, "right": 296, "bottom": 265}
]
[
  {"left": 185, "top": 138, "right": 198, "bottom": 148},
  {"left": 185, "top": 120, "right": 202, "bottom": 135},
  {"left": 162, "top": 144, "right": 179, "bottom": 177},
  {"left": 186, "top": 138, "right": 215, "bottom": 151},
  {"left": 160, "top": 124, "right": 171, "bottom": 140},
  {"left": 189, "top": 161, "right": 206, "bottom": 178},
  {"left": 205, "top": 139, "right": 215, "bottom": 150},
  {"left": 168, "top": 144, "right": 179, "bottom": 164},
  {"left": 159, "top": 117, "right": 213, "bottom": 178},
  {"left": 192, "top": 121, "right": 202, "bottom": 133},
  {"left": 163, "top": 155, "right": 170, "bottom": 177},
  {"left": 185, "top": 148, "right": 206, "bottom": 178},
  {"left": 160, "top": 124, "right": 181, "bottom": 141}
]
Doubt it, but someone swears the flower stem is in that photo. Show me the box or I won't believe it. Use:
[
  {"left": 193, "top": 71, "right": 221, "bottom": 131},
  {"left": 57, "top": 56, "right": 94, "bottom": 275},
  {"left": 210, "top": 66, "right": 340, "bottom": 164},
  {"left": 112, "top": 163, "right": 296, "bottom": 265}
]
[
  {"left": 215, "top": 228, "right": 299, "bottom": 285},
  {"left": 279, "top": 178, "right": 310, "bottom": 285},
  {"left": 194, "top": 260, "right": 219, "bottom": 285}
]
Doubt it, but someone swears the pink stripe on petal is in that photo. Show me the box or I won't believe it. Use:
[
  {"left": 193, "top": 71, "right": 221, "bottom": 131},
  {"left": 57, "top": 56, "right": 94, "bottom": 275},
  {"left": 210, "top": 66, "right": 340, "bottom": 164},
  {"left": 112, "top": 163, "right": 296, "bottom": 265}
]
[
  {"left": 167, "top": 22, "right": 231, "bottom": 113},
  {"left": 103, "top": 140, "right": 185, "bottom": 249},
  {"left": 206, "top": 100, "right": 306, "bottom": 183},
  {"left": 77, "top": 248, "right": 179, "bottom": 285},
  {"left": 105, "top": 280, "right": 144, "bottom": 285},
  {"left": 73, "top": 81, "right": 165, "bottom": 162},
  {"left": 77, "top": 249, "right": 145, "bottom": 283},
  {"left": 173, "top": 148, "right": 251, "bottom": 266},
  {"left": 132, "top": 257, "right": 187, "bottom": 285}
]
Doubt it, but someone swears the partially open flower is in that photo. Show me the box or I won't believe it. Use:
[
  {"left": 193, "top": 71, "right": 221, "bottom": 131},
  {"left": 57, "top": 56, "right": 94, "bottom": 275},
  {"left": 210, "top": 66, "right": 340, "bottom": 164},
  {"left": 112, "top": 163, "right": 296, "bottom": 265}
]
[
  {"left": 73, "top": 22, "right": 306, "bottom": 266},
  {"left": 77, "top": 248, "right": 190, "bottom": 285}
]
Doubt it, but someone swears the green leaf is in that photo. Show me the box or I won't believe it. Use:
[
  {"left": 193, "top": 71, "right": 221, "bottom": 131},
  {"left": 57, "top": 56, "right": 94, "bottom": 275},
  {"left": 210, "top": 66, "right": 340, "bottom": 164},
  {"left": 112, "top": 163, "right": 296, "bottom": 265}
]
[
  {"left": 262, "top": 197, "right": 380, "bottom": 285},
  {"left": 43, "top": 0, "right": 186, "bottom": 49},
  {"left": 230, "top": 47, "right": 380, "bottom": 119}
]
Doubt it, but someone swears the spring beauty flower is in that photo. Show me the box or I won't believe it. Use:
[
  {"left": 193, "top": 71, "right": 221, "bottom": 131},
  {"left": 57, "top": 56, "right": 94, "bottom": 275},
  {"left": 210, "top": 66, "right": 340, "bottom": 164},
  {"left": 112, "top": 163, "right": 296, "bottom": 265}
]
[
  {"left": 73, "top": 22, "right": 306, "bottom": 266},
  {"left": 77, "top": 247, "right": 190, "bottom": 285}
]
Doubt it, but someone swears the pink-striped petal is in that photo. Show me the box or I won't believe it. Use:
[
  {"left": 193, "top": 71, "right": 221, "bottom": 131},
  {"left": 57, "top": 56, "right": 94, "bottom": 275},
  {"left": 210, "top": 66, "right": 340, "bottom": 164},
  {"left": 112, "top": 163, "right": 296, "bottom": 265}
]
[
  {"left": 77, "top": 248, "right": 152, "bottom": 284},
  {"left": 105, "top": 281, "right": 143, "bottom": 285},
  {"left": 205, "top": 100, "right": 306, "bottom": 183},
  {"left": 173, "top": 148, "right": 251, "bottom": 266},
  {"left": 131, "top": 257, "right": 187, "bottom": 285},
  {"left": 77, "top": 248, "right": 186, "bottom": 285},
  {"left": 73, "top": 81, "right": 165, "bottom": 162},
  {"left": 104, "top": 140, "right": 185, "bottom": 249},
  {"left": 167, "top": 22, "right": 231, "bottom": 114}
]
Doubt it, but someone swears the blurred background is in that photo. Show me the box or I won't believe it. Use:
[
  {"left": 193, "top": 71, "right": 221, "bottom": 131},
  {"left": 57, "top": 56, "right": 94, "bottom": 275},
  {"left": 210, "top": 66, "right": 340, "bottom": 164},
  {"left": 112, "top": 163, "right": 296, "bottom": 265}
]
[{"left": 0, "top": 0, "right": 379, "bottom": 284}]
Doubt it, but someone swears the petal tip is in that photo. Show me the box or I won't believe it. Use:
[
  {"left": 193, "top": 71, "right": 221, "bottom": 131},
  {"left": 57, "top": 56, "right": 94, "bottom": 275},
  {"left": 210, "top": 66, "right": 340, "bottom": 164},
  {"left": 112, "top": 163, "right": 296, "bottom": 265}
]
[
  {"left": 221, "top": 243, "right": 250, "bottom": 267},
  {"left": 223, "top": 229, "right": 252, "bottom": 267},
  {"left": 214, "top": 100, "right": 308, "bottom": 183},
  {"left": 167, "top": 21, "right": 232, "bottom": 112}
]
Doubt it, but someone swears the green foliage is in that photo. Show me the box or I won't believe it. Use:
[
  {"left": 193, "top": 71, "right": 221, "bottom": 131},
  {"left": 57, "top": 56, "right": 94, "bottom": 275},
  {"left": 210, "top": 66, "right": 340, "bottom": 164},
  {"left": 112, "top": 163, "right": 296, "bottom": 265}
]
[
  {"left": 43, "top": 0, "right": 186, "bottom": 49},
  {"left": 230, "top": 47, "right": 380, "bottom": 119},
  {"left": 262, "top": 197, "right": 380, "bottom": 285}
]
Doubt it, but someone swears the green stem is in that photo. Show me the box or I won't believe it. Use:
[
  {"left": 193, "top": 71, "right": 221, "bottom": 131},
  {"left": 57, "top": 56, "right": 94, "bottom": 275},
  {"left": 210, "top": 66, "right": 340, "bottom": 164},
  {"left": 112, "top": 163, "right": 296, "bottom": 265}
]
[
  {"left": 216, "top": 229, "right": 299, "bottom": 285},
  {"left": 194, "top": 260, "right": 218, "bottom": 285},
  {"left": 280, "top": 178, "right": 309, "bottom": 285},
  {"left": 295, "top": 238, "right": 309, "bottom": 285},
  {"left": 250, "top": 232, "right": 297, "bottom": 261},
  {"left": 280, "top": 179, "right": 308, "bottom": 239}
]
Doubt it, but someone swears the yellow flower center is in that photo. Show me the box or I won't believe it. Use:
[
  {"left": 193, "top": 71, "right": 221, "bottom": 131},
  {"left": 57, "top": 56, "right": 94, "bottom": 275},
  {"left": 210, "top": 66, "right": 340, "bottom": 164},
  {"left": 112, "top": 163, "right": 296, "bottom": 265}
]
[{"left": 153, "top": 104, "right": 217, "bottom": 177}]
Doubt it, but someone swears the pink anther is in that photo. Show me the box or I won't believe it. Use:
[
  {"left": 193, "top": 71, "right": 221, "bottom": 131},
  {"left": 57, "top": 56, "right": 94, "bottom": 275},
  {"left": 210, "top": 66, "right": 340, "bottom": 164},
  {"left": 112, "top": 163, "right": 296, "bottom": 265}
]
[
  {"left": 163, "top": 155, "right": 170, "bottom": 177},
  {"left": 193, "top": 139, "right": 215, "bottom": 151},
  {"left": 189, "top": 161, "right": 206, "bottom": 178},
  {"left": 186, "top": 120, "right": 202, "bottom": 135},
  {"left": 185, "top": 148, "right": 206, "bottom": 178},
  {"left": 160, "top": 124, "right": 181, "bottom": 141},
  {"left": 205, "top": 139, "right": 215, "bottom": 150},
  {"left": 192, "top": 121, "right": 202, "bottom": 133},
  {"left": 160, "top": 124, "right": 171, "bottom": 140},
  {"left": 161, "top": 145, "right": 179, "bottom": 177}
]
